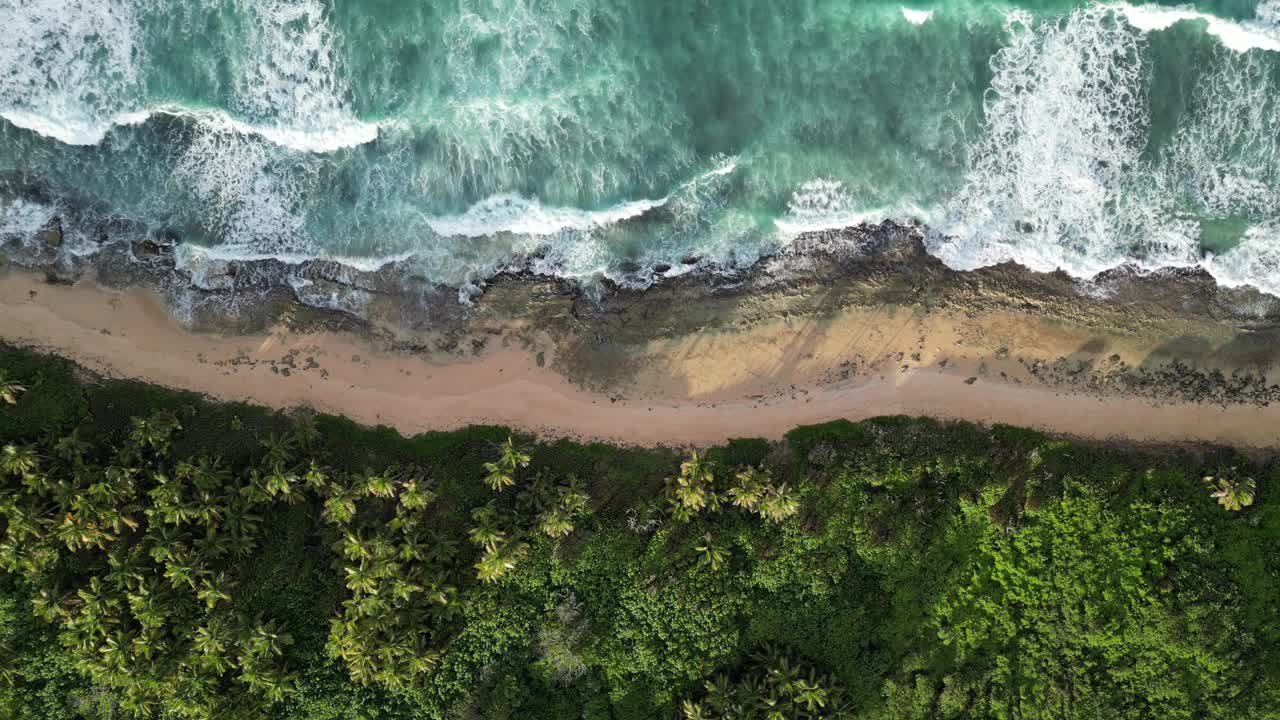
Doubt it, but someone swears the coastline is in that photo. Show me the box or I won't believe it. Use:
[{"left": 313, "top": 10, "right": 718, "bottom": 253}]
[{"left": 5, "top": 250, "right": 1280, "bottom": 447}]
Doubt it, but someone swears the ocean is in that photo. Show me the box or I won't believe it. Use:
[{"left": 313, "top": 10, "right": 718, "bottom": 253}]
[{"left": 3, "top": 0, "right": 1280, "bottom": 294}]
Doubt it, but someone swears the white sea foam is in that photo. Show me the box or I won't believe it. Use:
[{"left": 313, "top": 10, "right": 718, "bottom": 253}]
[
  {"left": 425, "top": 194, "right": 665, "bottom": 239},
  {"left": 172, "top": 121, "right": 322, "bottom": 264},
  {"left": 774, "top": 179, "right": 919, "bottom": 236},
  {"left": 0, "top": 197, "right": 104, "bottom": 257},
  {"left": 901, "top": 8, "right": 935, "bottom": 26},
  {"left": 1, "top": 105, "right": 380, "bottom": 153},
  {"left": 0, "top": 109, "right": 124, "bottom": 147},
  {"left": 924, "top": 3, "right": 1280, "bottom": 298},
  {"left": 0, "top": 0, "right": 144, "bottom": 146},
  {"left": 152, "top": 0, "right": 383, "bottom": 275},
  {"left": 248, "top": 123, "right": 378, "bottom": 154},
  {"left": 230, "top": 0, "right": 361, "bottom": 133},
  {"left": 1200, "top": 225, "right": 1280, "bottom": 297},
  {"left": 168, "top": 155, "right": 743, "bottom": 290},
  {"left": 423, "top": 0, "right": 686, "bottom": 208},
  {"left": 425, "top": 158, "right": 738, "bottom": 239},
  {"left": 0, "top": 198, "right": 57, "bottom": 239},
  {"left": 934, "top": 6, "right": 1159, "bottom": 277},
  {"left": 178, "top": 104, "right": 378, "bottom": 154},
  {"left": 1157, "top": 50, "right": 1280, "bottom": 221},
  {"left": 0, "top": 0, "right": 375, "bottom": 154},
  {"left": 1118, "top": 2, "right": 1280, "bottom": 53},
  {"left": 176, "top": 243, "right": 413, "bottom": 274}
]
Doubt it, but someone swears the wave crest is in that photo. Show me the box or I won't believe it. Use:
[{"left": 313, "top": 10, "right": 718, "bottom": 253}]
[{"left": 1118, "top": 1, "right": 1280, "bottom": 53}]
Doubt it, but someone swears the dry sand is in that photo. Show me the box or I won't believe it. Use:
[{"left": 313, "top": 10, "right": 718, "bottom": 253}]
[{"left": 3, "top": 269, "right": 1279, "bottom": 448}]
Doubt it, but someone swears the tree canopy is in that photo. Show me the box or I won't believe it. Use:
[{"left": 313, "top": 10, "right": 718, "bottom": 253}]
[{"left": 1, "top": 349, "right": 1278, "bottom": 720}]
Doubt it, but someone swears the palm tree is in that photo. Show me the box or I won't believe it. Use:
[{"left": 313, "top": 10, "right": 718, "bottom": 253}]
[
  {"left": 344, "top": 564, "right": 380, "bottom": 594},
  {"left": 467, "top": 506, "right": 506, "bottom": 552},
  {"left": 323, "top": 492, "right": 358, "bottom": 526},
  {"left": 759, "top": 484, "right": 800, "bottom": 523},
  {"left": 703, "top": 674, "right": 734, "bottom": 713},
  {"left": 765, "top": 655, "right": 801, "bottom": 699},
  {"left": 259, "top": 433, "right": 296, "bottom": 469},
  {"left": 539, "top": 509, "right": 575, "bottom": 538},
  {"left": 196, "top": 574, "right": 233, "bottom": 609},
  {"left": 559, "top": 480, "right": 590, "bottom": 515},
  {"left": 1, "top": 444, "right": 39, "bottom": 476},
  {"left": 680, "top": 450, "right": 715, "bottom": 486},
  {"left": 667, "top": 450, "right": 722, "bottom": 521},
  {"left": 162, "top": 552, "right": 201, "bottom": 590},
  {"left": 0, "top": 370, "right": 26, "bottom": 406},
  {"left": 681, "top": 700, "right": 711, "bottom": 720},
  {"left": 1205, "top": 470, "right": 1257, "bottom": 511},
  {"left": 290, "top": 416, "right": 322, "bottom": 451},
  {"left": 482, "top": 464, "right": 516, "bottom": 492},
  {"left": 362, "top": 472, "right": 397, "bottom": 499},
  {"left": 407, "top": 644, "right": 440, "bottom": 677},
  {"left": 302, "top": 461, "right": 329, "bottom": 491},
  {"left": 729, "top": 466, "right": 769, "bottom": 511},
  {"left": 53, "top": 432, "right": 92, "bottom": 463},
  {"left": 426, "top": 530, "right": 458, "bottom": 565},
  {"left": 338, "top": 532, "right": 374, "bottom": 562},
  {"left": 193, "top": 620, "right": 231, "bottom": 659},
  {"left": 483, "top": 437, "right": 531, "bottom": 492},
  {"left": 518, "top": 471, "right": 557, "bottom": 513},
  {"left": 476, "top": 541, "right": 528, "bottom": 582},
  {"left": 399, "top": 478, "right": 434, "bottom": 509},
  {"left": 793, "top": 675, "right": 829, "bottom": 712},
  {"left": 128, "top": 413, "right": 181, "bottom": 455},
  {"left": 57, "top": 512, "right": 111, "bottom": 550},
  {"left": 263, "top": 464, "right": 301, "bottom": 502},
  {"left": 670, "top": 478, "right": 711, "bottom": 514}
]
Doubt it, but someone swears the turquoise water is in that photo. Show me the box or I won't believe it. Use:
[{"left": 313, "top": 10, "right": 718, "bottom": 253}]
[{"left": 3, "top": 0, "right": 1280, "bottom": 293}]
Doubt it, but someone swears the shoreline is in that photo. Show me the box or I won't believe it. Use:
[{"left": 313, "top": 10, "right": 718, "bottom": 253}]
[{"left": 5, "top": 267, "right": 1280, "bottom": 448}]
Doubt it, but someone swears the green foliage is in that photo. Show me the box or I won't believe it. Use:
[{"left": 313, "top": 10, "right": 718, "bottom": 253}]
[
  {"left": 666, "top": 453, "right": 800, "bottom": 525},
  {"left": 321, "top": 464, "right": 457, "bottom": 692},
  {"left": 0, "top": 349, "right": 88, "bottom": 442},
  {"left": 2, "top": 349, "right": 1280, "bottom": 719},
  {"left": 0, "top": 410, "right": 297, "bottom": 719},
  {"left": 470, "top": 444, "right": 592, "bottom": 583},
  {"left": 678, "top": 644, "right": 852, "bottom": 719},
  {"left": 0, "top": 583, "right": 103, "bottom": 720},
  {"left": 0, "top": 369, "right": 26, "bottom": 406},
  {"left": 921, "top": 486, "right": 1240, "bottom": 718},
  {"left": 1205, "top": 467, "right": 1257, "bottom": 511},
  {"left": 595, "top": 554, "right": 744, "bottom": 708},
  {"left": 483, "top": 437, "right": 531, "bottom": 492}
]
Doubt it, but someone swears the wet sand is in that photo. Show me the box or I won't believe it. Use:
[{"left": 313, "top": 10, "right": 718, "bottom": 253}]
[{"left": 4, "top": 268, "right": 1280, "bottom": 448}]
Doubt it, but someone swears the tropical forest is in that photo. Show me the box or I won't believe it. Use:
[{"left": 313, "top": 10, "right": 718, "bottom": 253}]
[{"left": 1, "top": 347, "right": 1278, "bottom": 720}]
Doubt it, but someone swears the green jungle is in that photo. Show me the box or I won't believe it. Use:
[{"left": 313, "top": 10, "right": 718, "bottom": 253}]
[{"left": 0, "top": 347, "right": 1277, "bottom": 720}]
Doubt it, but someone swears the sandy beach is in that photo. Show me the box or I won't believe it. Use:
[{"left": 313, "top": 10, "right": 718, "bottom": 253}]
[{"left": 4, "top": 266, "right": 1280, "bottom": 448}]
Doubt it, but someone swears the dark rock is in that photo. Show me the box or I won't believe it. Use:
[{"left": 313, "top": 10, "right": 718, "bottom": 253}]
[
  {"left": 133, "top": 234, "right": 176, "bottom": 256},
  {"left": 680, "top": 255, "right": 701, "bottom": 265},
  {"left": 10, "top": 212, "right": 1280, "bottom": 416},
  {"left": 653, "top": 263, "right": 672, "bottom": 274},
  {"left": 36, "top": 218, "right": 62, "bottom": 248}
]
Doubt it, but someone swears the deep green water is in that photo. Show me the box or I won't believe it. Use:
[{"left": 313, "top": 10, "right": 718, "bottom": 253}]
[{"left": 2, "top": 0, "right": 1280, "bottom": 294}]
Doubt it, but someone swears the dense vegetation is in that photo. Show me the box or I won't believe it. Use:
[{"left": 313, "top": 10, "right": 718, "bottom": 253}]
[{"left": 0, "top": 347, "right": 1278, "bottom": 719}]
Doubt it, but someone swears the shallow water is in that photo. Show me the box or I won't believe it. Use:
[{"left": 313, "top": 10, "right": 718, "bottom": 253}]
[{"left": 3, "top": 0, "right": 1280, "bottom": 293}]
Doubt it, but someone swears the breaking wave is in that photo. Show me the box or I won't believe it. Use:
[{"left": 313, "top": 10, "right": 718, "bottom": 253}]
[{"left": 7, "top": 0, "right": 1280, "bottom": 296}]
